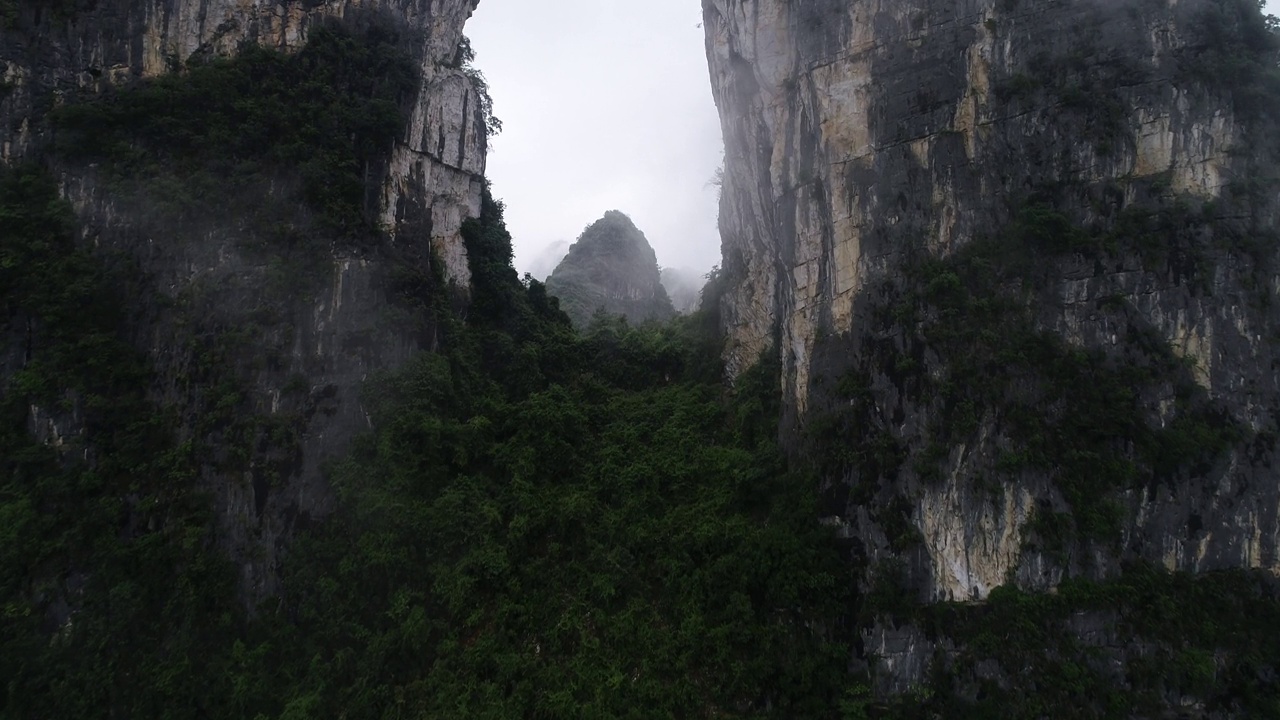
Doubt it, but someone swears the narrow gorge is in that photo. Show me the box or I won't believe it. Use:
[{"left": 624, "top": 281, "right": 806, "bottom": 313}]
[{"left": 0, "top": 0, "right": 1278, "bottom": 716}]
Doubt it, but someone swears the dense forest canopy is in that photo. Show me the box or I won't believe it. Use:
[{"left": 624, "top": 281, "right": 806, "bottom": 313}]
[{"left": 2, "top": 0, "right": 1280, "bottom": 718}]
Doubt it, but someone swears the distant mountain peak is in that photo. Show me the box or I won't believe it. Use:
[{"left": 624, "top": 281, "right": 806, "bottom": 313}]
[{"left": 546, "top": 212, "right": 675, "bottom": 328}]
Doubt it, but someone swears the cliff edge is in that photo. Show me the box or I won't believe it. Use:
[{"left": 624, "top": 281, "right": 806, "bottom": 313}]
[
  {"left": 705, "top": 0, "right": 1280, "bottom": 693},
  {"left": 0, "top": 0, "right": 488, "bottom": 601}
]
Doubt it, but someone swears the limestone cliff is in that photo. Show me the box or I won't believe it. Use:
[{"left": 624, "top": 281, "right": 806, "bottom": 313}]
[
  {"left": 0, "top": 0, "right": 487, "bottom": 601},
  {"left": 705, "top": 0, "right": 1264, "bottom": 407},
  {"left": 704, "top": 0, "right": 1280, "bottom": 693},
  {"left": 546, "top": 211, "right": 676, "bottom": 328},
  {"left": 1, "top": 0, "right": 485, "bottom": 285}
]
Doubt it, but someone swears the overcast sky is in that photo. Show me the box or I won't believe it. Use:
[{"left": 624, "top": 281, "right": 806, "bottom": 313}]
[
  {"left": 467, "top": 0, "right": 1280, "bottom": 278},
  {"left": 467, "top": 0, "right": 723, "bottom": 278}
]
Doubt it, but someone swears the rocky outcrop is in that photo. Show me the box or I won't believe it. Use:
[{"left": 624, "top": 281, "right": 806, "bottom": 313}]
[
  {"left": 546, "top": 211, "right": 676, "bottom": 328},
  {"left": 0, "top": 0, "right": 487, "bottom": 601},
  {"left": 704, "top": 0, "right": 1255, "bottom": 408},
  {"left": 1, "top": 0, "right": 485, "bottom": 285},
  {"left": 704, "top": 0, "right": 1280, "bottom": 692}
]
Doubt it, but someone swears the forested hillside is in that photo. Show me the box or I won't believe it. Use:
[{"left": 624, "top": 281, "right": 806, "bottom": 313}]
[
  {"left": 3, "top": 0, "right": 1280, "bottom": 717},
  {"left": 6, "top": 165, "right": 1280, "bottom": 717},
  {"left": 0, "top": 156, "right": 848, "bottom": 714}
]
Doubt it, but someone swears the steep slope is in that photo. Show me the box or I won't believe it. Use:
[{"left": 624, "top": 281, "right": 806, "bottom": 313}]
[
  {"left": 704, "top": 0, "right": 1280, "bottom": 705},
  {"left": 1, "top": 0, "right": 486, "bottom": 281},
  {"left": 0, "top": 0, "right": 489, "bottom": 601},
  {"left": 706, "top": 0, "right": 1273, "bottom": 407},
  {"left": 546, "top": 210, "right": 676, "bottom": 327}
]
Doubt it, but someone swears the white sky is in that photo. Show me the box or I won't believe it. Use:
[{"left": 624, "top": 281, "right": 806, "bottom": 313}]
[
  {"left": 468, "top": 0, "right": 1280, "bottom": 277},
  {"left": 467, "top": 0, "right": 723, "bottom": 277}
]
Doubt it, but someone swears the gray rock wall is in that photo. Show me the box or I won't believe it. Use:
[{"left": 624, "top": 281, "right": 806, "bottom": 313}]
[
  {"left": 704, "top": 0, "right": 1243, "bottom": 410},
  {"left": 1, "top": 0, "right": 485, "bottom": 284},
  {"left": 704, "top": 0, "right": 1280, "bottom": 691},
  {"left": 0, "top": 0, "right": 486, "bottom": 602}
]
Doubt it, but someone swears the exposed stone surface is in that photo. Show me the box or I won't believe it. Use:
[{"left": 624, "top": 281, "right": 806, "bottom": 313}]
[
  {"left": 704, "top": 0, "right": 1280, "bottom": 694},
  {"left": 0, "top": 0, "right": 486, "bottom": 601},
  {"left": 546, "top": 211, "right": 676, "bottom": 328},
  {"left": 705, "top": 0, "right": 1242, "bottom": 410},
  {"left": 1, "top": 0, "right": 486, "bottom": 285}
]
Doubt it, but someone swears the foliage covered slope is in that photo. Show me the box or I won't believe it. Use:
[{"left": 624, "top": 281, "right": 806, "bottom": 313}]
[
  {"left": 256, "top": 191, "right": 855, "bottom": 718},
  {"left": 2, "top": 4, "right": 1280, "bottom": 718},
  {"left": 5, "top": 162, "right": 1280, "bottom": 718}
]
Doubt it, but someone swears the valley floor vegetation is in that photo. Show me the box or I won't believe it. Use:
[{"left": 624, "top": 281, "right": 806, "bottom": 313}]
[
  {"left": 3, "top": 5, "right": 1280, "bottom": 718},
  {"left": 5, "top": 164, "right": 1280, "bottom": 718}
]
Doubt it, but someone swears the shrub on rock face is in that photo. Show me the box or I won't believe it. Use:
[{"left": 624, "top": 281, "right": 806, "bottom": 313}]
[{"left": 50, "top": 24, "right": 418, "bottom": 238}]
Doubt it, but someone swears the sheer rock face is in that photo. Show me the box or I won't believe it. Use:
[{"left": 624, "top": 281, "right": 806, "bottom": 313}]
[
  {"left": 704, "top": 0, "right": 1280, "bottom": 642},
  {"left": 704, "top": 0, "right": 1242, "bottom": 410},
  {"left": 1, "top": 0, "right": 485, "bottom": 285},
  {"left": 547, "top": 211, "right": 676, "bottom": 328},
  {"left": 0, "top": 0, "right": 485, "bottom": 601}
]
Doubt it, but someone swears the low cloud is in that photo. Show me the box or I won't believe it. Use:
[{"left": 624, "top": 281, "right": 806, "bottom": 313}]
[{"left": 467, "top": 0, "right": 724, "bottom": 279}]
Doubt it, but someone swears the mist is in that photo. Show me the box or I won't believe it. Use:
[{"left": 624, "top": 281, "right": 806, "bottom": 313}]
[
  {"left": 466, "top": 0, "right": 1279, "bottom": 280},
  {"left": 466, "top": 0, "right": 723, "bottom": 280}
]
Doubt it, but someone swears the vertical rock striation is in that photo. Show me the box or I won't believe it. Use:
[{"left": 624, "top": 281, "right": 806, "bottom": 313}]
[
  {"left": 0, "top": 0, "right": 487, "bottom": 601},
  {"left": 704, "top": 0, "right": 1280, "bottom": 628},
  {"left": 1, "top": 0, "right": 485, "bottom": 284},
  {"left": 705, "top": 0, "right": 1250, "bottom": 411}
]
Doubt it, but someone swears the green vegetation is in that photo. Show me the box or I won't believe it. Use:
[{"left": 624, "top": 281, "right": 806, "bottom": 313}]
[
  {"left": 818, "top": 203, "right": 1248, "bottom": 550},
  {"left": 1, "top": 0, "right": 92, "bottom": 29},
  {"left": 0, "top": 170, "right": 854, "bottom": 717},
  {"left": 2, "top": 24, "right": 441, "bottom": 713},
  {"left": 453, "top": 35, "right": 503, "bottom": 137},
  {"left": 1179, "top": 0, "right": 1280, "bottom": 123},
  {"left": 993, "top": 49, "right": 1140, "bottom": 155},
  {"left": 819, "top": 196, "right": 1280, "bottom": 717},
  {"left": 992, "top": 0, "right": 1280, "bottom": 158},
  {"left": 51, "top": 23, "right": 418, "bottom": 238},
  {"left": 1187, "top": 0, "right": 1280, "bottom": 204},
  {"left": 806, "top": 2, "right": 1280, "bottom": 692},
  {"left": 545, "top": 211, "right": 676, "bottom": 329},
  {"left": 875, "top": 566, "right": 1280, "bottom": 718},
  {"left": 7, "top": 165, "right": 1275, "bottom": 718},
  {"left": 0, "top": 166, "right": 238, "bottom": 717},
  {"left": 990, "top": 13, "right": 1149, "bottom": 157},
  {"left": 2, "top": 3, "right": 1280, "bottom": 718},
  {"left": 253, "top": 188, "right": 851, "bottom": 717}
]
